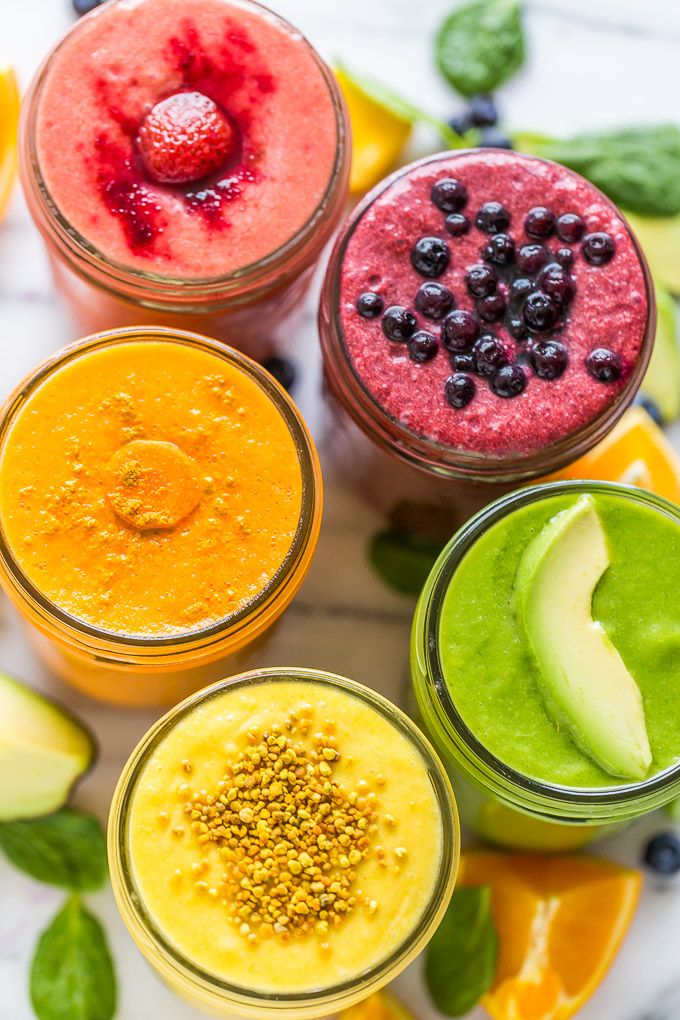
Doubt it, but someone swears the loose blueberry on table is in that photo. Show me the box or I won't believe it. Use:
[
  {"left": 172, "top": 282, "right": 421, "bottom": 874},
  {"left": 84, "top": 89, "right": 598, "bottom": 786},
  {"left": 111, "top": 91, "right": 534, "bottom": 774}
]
[{"left": 353, "top": 176, "right": 624, "bottom": 411}]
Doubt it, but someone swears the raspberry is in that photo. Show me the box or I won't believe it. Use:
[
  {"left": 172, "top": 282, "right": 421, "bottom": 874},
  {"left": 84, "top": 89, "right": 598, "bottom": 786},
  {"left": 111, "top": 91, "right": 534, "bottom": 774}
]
[{"left": 136, "top": 91, "right": 236, "bottom": 185}]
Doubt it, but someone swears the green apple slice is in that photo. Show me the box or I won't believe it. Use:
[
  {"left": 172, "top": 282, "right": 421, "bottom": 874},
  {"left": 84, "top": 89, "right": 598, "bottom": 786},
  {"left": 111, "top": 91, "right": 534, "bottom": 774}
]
[
  {"left": 0, "top": 672, "right": 95, "bottom": 820},
  {"left": 640, "top": 278, "right": 680, "bottom": 422},
  {"left": 515, "top": 496, "right": 652, "bottom": 781}
]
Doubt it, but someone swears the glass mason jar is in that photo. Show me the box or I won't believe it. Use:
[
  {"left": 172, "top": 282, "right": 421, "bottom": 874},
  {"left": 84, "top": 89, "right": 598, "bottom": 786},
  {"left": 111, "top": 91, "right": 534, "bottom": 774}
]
[
  {"left": 19, "top": 0, "right": 349, "bottom": 361},
  {"left": 0, "top": 328, "right": 322, "bottom": 708},
  {"left": 319, "top": 152, "right": 656, "bottom": 537},
  {"left": 411, "top": 481, "right": 680, "bottom": 851},
  {"left": 108, "top": 667, "right": 459, "bottom": 1019}
]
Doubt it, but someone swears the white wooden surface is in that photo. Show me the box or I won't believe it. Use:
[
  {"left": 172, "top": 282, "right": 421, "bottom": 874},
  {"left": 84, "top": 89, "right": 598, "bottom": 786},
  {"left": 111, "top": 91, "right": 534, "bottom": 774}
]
[{"left": 3, "top": 1, "right": 680, "bottom": 1017}]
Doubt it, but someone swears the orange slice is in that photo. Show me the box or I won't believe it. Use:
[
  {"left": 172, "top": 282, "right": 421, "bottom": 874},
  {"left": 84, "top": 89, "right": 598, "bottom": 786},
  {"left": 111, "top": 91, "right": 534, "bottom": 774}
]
[
  {"left": 551, "top": 406, "right": 680, "bottom": 504},
  {"left": 339, "top": 990, "right": 416, "bottom": 1020},
  {"left": 0, "top": 65, "right": 19, "bottom": 220},
  {"left": 335, "top": 67, "right": 412, "bottom": 195},
  {"left": 459, "top": 851, "right": 642, "bottom": 1020}
]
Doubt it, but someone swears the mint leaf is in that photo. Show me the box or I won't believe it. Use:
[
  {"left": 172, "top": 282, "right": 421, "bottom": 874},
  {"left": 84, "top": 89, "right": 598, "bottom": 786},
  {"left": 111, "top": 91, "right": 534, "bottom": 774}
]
[
  {"left": 514, "top": 125, "right": 680, "bottom": 217},
  {"left": 336, "top": 62, "right": 474, "bottom": 150},
  {"left": 369, "top": 529, "right": 445, "bottom": 595},
  {"left": 30, "top": 897, "right": 116, "bottom": 1020},
  {"left": 0, "top": 808, "right": 107, "bottom": 891},
  {"left": 425, "top": 886, "right": 498, "bottom": 1016},
  {"left": 436, "top": 0, "right": 525, "bottom": 97}
]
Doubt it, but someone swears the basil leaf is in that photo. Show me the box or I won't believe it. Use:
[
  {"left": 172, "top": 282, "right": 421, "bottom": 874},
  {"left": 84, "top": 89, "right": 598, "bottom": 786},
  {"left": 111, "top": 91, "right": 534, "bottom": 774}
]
[
  {"left": 514, "top": 125, "right": 680, "bottom": 217},
  {"left": 30, "top": 897, "right": 116, "bottom": 1020},
  {"left": 336, "top": 62, "right": 474, "bottom": 150},
  {"left": 425, "top": 885, "right": 498, "bottom": 1016},
  {"left": 0, "top": 808, "right": 107, "bottom": 891},
  {"left": 436, "top": 0, "right": 525, "bottom": 98},
  {"left": 369, "top": 529, "right": 445, "bottom": 595}
]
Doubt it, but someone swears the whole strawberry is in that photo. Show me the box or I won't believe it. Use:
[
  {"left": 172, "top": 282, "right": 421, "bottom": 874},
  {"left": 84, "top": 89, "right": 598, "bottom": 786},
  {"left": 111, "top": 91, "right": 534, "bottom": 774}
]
[{"left": 137, "top": 91, "right": 236, "bottom": 185}]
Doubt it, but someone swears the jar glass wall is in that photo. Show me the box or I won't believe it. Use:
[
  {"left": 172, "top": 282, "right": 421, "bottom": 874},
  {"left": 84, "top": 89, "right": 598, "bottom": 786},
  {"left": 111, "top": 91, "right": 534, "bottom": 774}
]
[
  {"left": 108, "top": 668, "right": 459, "bottom": 1018},
  {"left": 0, "top": 329, "right": 322, "bottom": 707},
  {"left": 411, "top": 481, "right": 680, "bottom": 850}
]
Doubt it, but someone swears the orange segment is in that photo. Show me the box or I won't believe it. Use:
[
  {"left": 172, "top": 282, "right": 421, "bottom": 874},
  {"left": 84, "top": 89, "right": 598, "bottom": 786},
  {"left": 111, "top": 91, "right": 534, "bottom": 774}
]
[
  {"left": 459, "top": 851, "right": 641, "bottom": 1020},
  {"left": 339, "top": 990, "right": 417, "bottom": 1020},
  {"left": 551, "top": 406, "right": 680, "bottom": 504},
  {"left": 0, "top": 65, "right": 19, "bottom": 220}
]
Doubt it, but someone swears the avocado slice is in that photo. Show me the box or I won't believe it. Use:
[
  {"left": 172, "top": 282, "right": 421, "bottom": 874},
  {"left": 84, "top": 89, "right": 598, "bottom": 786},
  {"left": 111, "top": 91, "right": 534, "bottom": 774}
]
[
  {"left": 625, "top": 211, "right": 680, "bottom": 296},
  {"left": 640, "top": 278, "right": 680, "bottom": 422},
  {"left": 0, "top": 672, "right": 95, "bottom": 820},
  {"left": 515, "top": 496, "right": 652, "bottom": 781}
]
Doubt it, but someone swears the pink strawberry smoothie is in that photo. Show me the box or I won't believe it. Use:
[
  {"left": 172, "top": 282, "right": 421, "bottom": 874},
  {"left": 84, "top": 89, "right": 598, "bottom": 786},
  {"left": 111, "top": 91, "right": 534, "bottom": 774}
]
[
  {"left": 33, "top": 0, "right": 339, "bottom": 280},
  {"left": 337, "top": 150, "right": 651, "bottom": 459}
]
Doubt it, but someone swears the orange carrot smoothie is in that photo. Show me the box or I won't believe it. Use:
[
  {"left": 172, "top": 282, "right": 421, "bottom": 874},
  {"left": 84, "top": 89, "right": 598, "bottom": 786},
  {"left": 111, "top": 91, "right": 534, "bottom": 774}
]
[{"left": 0, "top": 329, "right": 321, "bottom": 705}]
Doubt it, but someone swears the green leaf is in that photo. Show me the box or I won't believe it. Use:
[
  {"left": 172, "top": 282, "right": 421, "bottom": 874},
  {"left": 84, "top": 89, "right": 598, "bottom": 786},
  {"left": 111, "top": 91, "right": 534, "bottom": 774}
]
[
  {"left": 425, "top": 885, "right": 498, "bottom": 1016},
  {"left": 336, "top": 61, "right": 475, "bottom": 150},
  {"left": 514, "top": 125, "right": 680, "bottom": 217},
  {"left": 369, "top": 529, "right": 445, "bottom": 595},
  {"left": 30, "top": 897, "right": 116, "bottom": 1020},
  {"left": 436, "top": 0, "right": 525, "bottom": 98},
  {"left": 0, "top": 808, "right": 107, "bottom": 891}
]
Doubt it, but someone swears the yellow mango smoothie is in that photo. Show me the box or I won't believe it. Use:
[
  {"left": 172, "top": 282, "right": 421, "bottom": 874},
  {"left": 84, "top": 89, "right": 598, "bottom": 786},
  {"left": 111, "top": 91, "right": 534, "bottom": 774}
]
[
  {"left": 0, "top": 330, "right": 321, "bottom": 706},
  {"left": 109, "top": 669, "right": 458, "bottom": 1017}
]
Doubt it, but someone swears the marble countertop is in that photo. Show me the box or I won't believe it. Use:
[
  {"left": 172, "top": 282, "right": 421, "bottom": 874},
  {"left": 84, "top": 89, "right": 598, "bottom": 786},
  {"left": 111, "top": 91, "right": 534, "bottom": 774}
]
[{"left": 3, "top": 1, "right": 680, "bottom": 1017}]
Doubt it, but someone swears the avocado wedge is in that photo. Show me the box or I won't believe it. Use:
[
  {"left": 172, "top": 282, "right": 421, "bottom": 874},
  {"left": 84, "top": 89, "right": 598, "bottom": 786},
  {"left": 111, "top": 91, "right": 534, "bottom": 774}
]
[
  {"left": 515, "top": 496, "right": 652, "bottom": 781},
  {"left": 0, "top": 672, "right": 95, "bottom": 820}
]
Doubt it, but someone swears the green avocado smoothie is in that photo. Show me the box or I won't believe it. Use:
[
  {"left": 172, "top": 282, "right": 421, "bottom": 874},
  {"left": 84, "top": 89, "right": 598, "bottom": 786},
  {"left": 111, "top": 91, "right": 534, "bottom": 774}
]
[{"left": 438, "top": 489, "right": 680, "bottom": 789}]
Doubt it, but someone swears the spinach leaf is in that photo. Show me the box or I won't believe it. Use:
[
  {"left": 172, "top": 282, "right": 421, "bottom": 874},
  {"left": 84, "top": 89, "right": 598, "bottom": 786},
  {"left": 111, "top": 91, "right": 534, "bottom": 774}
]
[
  {"left": 30, "top": 897, "right": 116, "bottom": 1020},
  {"left": 515, "top": 125, "right": 680, "bottom": 217},
  {"left": 336, "top": 63, "right": 474, "bottom": 150},
  {"left": 0, "top": 808, "right": 107, "bottom": 891},
  {"left": 436, "top": 0, "right": 525, "bottom": 97},
  {"left": 369, "top": 529, "right": 445, "bottom": 595},
  {"left": 425, "top": 885, "right": 498, "bottom": 1016}
]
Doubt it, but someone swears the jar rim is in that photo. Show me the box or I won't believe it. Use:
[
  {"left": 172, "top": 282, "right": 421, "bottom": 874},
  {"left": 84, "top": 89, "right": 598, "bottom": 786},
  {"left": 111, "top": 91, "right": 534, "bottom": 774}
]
[
  {"left": 0, "top": 327, "right": 322, "bottom": 660},
  {"left": 108, "top": 667, "right": 459, "bottom": 1017},
  {"left": 20, "top": 0, "right": 348, "bottom": 304},
  {"left": 319, "top": 150, "right": 656, "bottom": 485},
  {"left": 414, "top": 479, "right": 680, "bottom": 820}
]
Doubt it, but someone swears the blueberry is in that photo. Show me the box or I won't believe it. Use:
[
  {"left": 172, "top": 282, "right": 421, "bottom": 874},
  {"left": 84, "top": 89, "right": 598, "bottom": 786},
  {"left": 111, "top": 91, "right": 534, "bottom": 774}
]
[
  {"left": 476, "top": 201, "right": 511, "bottom": 234},
  {"left": 477, "top": 292, "right": 506, "bottom": 322},
  {"left": 473, "top": 335, "right": 508, "bottom": 376},
  {"left": 582, "top": 232, "right": 616, "bottom": 266},
  {"left": 634, "top": 393, "right": 664, "bottom": 427},
  {"left": 510, "top": 277, "right": 534, "bottom": 305},
  {"left": 356, "top": 292, "right": 384, "bottom": 319},
  {"left": 525, "top": 206, "right": 556, "bottom": 239},
  {"left": 73, "top": 0, "right": 105, "bottom": 14},
  {"left": 508, "top": 317, "right": 529, "bottom": 341},
  {"left": 431, "top": 177, "right": 468, "bottom": 213},
  {"left": 478, "top": 127, "right": 513, "bottom": 150},
  {"left": 483, "top": 233, "right": 515, "bottom": 266},
  {"left": 586, "top": 347, "right": 622, "bottom": 382},
  {"left": 263, "top": 356, "right": 296, "bottom": 392},
  {"left": 516, "top": 243, "right": 549, "bottom": 274},
  {"left": 469, "top": 93, "right": 498, "bottom": 127},
  {"left": 448, "top": 112, "right": 473, "bottom": 137},
  {"left": 445, "top": 213, "right": 471, "bottom": 237},
  {"left": 414, "top": 282, "right": 455, "bottom": 320},
  {"left": 445, "top": 373, "right": 476, "bottom": 408},
  {"left": 538, "top": 263, "right": 576, "bottom": 306},
  {"left": 523, "top": 291, "right": 560, "bottom": 332},
  {"left": 442, "top": 310, "right": 480, "bottom": 351},
  {"left": 529, "top": 339, "right": 568, "bottom": 380},
  {"left": 554, "top": 247, "right": 574, "bottom": 269},
  {"left": 449, "top": 351, "right": 475, "bottom": 372},
  {"left": 409, "top": 331, "right": 439, "bottom": 363},
  {"left": 382, "top": 306, "right": 417, "bottom": 342},
  {"left": 466, "top": 264, "right": 498, "bottom": 298},
  {"left": 643, "top": 833, "right": 680, "bottom": 875},
  {"left": 556, "top": 212, "right": 585, "bottom": 243},
  {"left": 491, "top": 364, "right": 527, "bottom": 398},
  {"left": 411, "top": 236, "right": 451, "bottom": 278}
]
